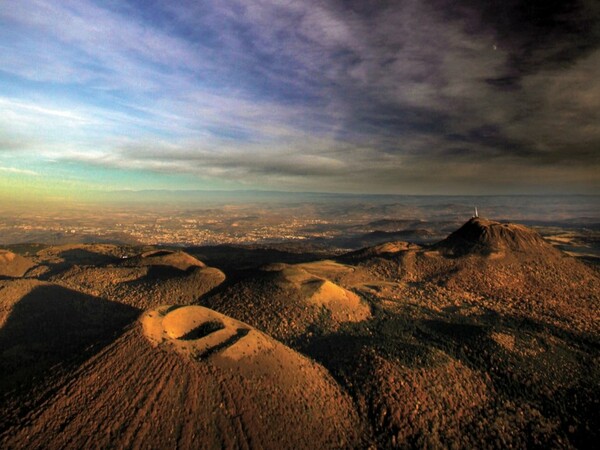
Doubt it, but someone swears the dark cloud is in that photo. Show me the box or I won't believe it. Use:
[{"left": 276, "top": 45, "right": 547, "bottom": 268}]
[{"left": 458, "top": 0, "right": 600, "bottom": 68}]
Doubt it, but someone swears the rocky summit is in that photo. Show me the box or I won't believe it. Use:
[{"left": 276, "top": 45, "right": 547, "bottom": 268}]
[{"left": 435, "top": 217, "right": 556, "bottom": 257}]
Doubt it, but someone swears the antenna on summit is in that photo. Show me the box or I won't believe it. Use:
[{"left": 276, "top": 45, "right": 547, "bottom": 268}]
[{"left": 473, "top": 206, "right": 479, "bottom": 218}]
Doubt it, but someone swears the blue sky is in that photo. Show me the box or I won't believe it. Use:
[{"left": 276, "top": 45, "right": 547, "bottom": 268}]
[{"left": 0, "top": 0, "right": 599, "bottom": 198}]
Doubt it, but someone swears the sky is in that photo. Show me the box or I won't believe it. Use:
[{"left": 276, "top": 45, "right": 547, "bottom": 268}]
[{"left": 0, "top": 0, "right": 599, "bottom": 200}]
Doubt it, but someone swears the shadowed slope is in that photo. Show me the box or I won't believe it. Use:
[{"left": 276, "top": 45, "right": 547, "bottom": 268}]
[
  {"left": 0, "top": 279, "right": 139, "bottom": 431},
  {"left": 0, "top": 280, "right": 138, "bottom": 378}
]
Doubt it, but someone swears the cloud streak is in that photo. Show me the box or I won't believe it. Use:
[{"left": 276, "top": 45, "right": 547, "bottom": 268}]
[{"left": 0, "top": 166, "right": 39, "bottom": 176}]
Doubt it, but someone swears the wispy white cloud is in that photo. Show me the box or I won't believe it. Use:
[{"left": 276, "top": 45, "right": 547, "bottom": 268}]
[
  {"left": 0, "top": 166, "right": 39, "bottom": 176},
  {"left": 0, "top": 97, "right": 93, "bottom": 125},
  {"left": 0, "top": 0, "right": 209, "bottom": 87}
]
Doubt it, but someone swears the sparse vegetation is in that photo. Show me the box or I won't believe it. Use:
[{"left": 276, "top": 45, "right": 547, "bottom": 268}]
[{"left": 0, "top": 218, "right": 598, "bottom": 448}]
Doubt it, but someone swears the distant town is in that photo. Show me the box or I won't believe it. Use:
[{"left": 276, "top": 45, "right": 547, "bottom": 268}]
[
  {"left": 1, "top": 198, "right": 598, "bottom": 261},
  {"left": 0, "top": 203, "right": 382, "bottom": 247}
]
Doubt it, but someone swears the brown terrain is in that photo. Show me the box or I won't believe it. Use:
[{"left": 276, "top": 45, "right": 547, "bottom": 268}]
[
  {"left": 0, "top": 250, "right": 35, "bottom": 278},
  {"left": 1, "top": 218, "right": 598, "bottom": 449},
  {"left": 44, "top": 247, "right": 225, "bottom": 309},
  {"left": 202, "top": 260, "right": 372, "bottom": 342}
]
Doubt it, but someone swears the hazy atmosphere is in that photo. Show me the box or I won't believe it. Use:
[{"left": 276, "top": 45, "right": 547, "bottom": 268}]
[
  {"left": 1, "top": 0, "right": 599, "bottom": 201},
  {"left": 1, "top": 3, "right": 600, "bottom": 448}
]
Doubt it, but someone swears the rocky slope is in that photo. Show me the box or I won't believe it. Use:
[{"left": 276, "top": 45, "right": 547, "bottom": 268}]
[
  {"left": 1, "top": 218, "right": 598, "bottom": 449},
  {"left": 201, "top": 261, "right": 371, "bottom": 342},
  {"left": 434, "top": 217, "right": 558, "bottom": 257}
]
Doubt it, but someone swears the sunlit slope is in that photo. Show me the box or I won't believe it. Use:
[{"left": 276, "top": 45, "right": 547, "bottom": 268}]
[
  {"left": 202, "top": 261, "right": 371, "bottom": 341},
  {"left": 0, "top": 250, "right": 35, "bottom": 277},
  {"left": 1, "top": 305, "right": 365, "bottom": 449}
]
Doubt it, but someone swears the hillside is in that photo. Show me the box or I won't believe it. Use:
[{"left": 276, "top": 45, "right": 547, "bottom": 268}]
[
  {"left": 0, "top": 250, "right": 35, "bottom": 277},
  {"left": 201, "top": 261, "right": 372, "bottom": 342},
  {"left": 434, "top": 217, "right": 558, "bottom": 257},
  {"left": 47, "top": 249, "right": 225, "bottom": 309},
  {"left": 0, "top": 218, "right": 598, "bottom": 448},
  {"left": 1, "top": 305, "right": 364, "bottom": 449}
]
